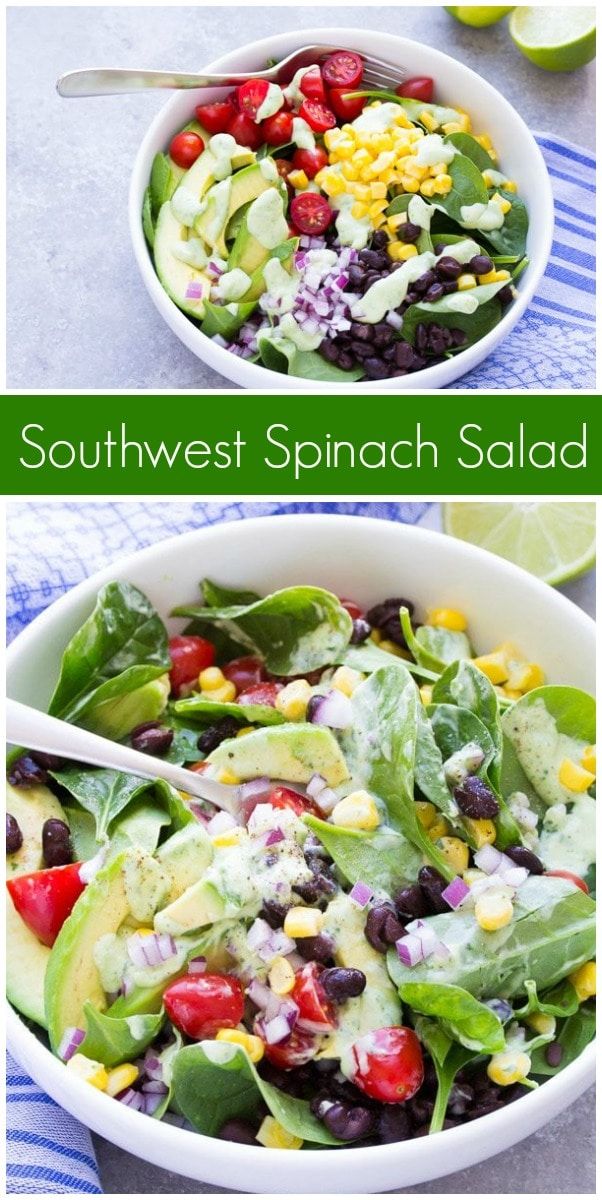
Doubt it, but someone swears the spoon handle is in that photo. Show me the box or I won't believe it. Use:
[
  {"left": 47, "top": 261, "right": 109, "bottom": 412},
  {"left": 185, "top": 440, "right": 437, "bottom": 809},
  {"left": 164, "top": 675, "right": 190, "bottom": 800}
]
[{"left": 56, "top": 67, "right": 254, "bottom": 97}]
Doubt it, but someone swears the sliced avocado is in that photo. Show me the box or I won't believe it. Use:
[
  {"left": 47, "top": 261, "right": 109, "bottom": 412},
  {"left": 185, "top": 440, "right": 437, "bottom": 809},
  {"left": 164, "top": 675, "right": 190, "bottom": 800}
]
[
  {"left": 150, "top": 152, "right": 186, "bottom": 218},
  {"left": 154, "top": 202, "right": 210, "bottom": 319},
  {"left": 44, "top": 851, "right": 133, "bottom": 1051},
  {"left": 242, "top": 238, "right": 297, "bottom": 303},
  {"left": 82, "top": 674, "right": 170, "bottom": 740},
  {"left": 207, "top": 724, "right": 350, "bottom": 787},
  {"left": 154, "top": 878, "right": 225, "bottom": 935},
  {"left": 155, "top": 824, "right": 214, "bottom": 904},
  {"left": 6, "top": 783, "right": 67, "bottom": 878},
  {"left": 196, "top": 165, "right": 280, "bottom": 257},
  {"left": 194, "top": 178, "right": 233, "bottom": 258}
]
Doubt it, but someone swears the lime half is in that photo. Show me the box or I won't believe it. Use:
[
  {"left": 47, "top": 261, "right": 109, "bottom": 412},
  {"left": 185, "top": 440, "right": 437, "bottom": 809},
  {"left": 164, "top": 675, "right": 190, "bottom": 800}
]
[
  {"left": 442, "top": 502, "right": 596, "bottom": 585},
  {"left": 445, "top": 7, "right": 514, "bottom": 28},
  {"left": 509, "top": 6, "right": 596, "bottom": 70}
]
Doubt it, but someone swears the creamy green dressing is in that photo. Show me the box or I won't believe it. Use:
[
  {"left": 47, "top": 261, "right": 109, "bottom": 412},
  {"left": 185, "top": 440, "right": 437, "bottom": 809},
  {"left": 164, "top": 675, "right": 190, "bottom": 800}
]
[
  {"left": 460, "top": 196, "right": 506, "bottom": 232},
  {"left": 333, "top": 192, "right": 372, "bottom": 250},
  {"left": 277, "top": 312, "right": 321, "bottom": 351},
  {"left": 351, "top": 251, "right": 436, "bottom": 322},
  {"left": 414, "top": 133, "right": 456, "bottom": 167},
  {"left": 202, "top": 178, "right": 232, "bottom": 244},
  {"left": 203, "top": 828, "right": 313, "bottom": 915},
  {"left": 292, "top": 117, "right": 315, "bottom": 151},
  {"left": 284, "top": 65, "right": 318, "bottom": 107},
  {"left": 505, "top": 699, "right": 590, "bottom": 807},
  {"left": 258, "top": 157, "right": 279, "bottom": 183},
  {"left": 93, "top": 932, "right": 127, "bottom": 994},
  {"left": 255, "top": 83, "right": 285, "bottom": 123},
  {"left": 247, "top": 187, "right": 288, "bottom": 249},
  {"left": 352, "top": 102, "right": 405, "bottom": 134},
  {"left": 209, "top": 133, "right": 245, "bottom": 181},
  {"left": 407, "top": 194, "right": 433, "bottom": 231},
  {"left": 261, "top": 256, "right": 299, "bottom": 312},
  {"left": 171, "top": 237, "right": 208, "bottom": 269},
  {"left": 216, "top": 267, "right": 251, "bottom": 302},
  {"left": 171, "top": 186, "right": 205, "bottom": 228},
  {"left": 539, "top": 795, "right": 595, "bottom": 875},
  {"left": 123, "top": 852, "right": 170, "bottom": 923}
]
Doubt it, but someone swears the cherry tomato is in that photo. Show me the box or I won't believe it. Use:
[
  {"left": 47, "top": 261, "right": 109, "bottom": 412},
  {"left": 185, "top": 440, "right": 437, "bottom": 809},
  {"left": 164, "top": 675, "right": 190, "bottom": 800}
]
[
  {"left": 169, "top": 131, "right": 205, "bottom": 169},
  {"left": 292, "top": 962, "right": 337, "bottom": 1032},
  {"left": 195, "top": 99, "right": 236, "bottom": 134},
  {"left": 227, "top": 111, "right": 264, "bottom": 150},
  {"left": 261, "top": 110, "right": 294, "bottom": 146},
  {"left": 396, "top": 77, "right": 434, "bottom": 103},
  {"left": 7, "top": 863, "right": 86, "bottom": 948},
  {"left": 237, "top": 79, "right": 270, "bottom": 121},
  {"left": 267, "top": 786, "right": 322, "bottom": 819},
  {"left": 328, "top": 87, "right": 366, "bottom": 122},
  {"left": 322, "top": 51, "right": 364, "bottom": 90},
  {"left": 291, "top": 145, "right": 328, "bottom": 179},
  {"left": 222, "top": 655, "right": 267, "bottom": 692},
  {"left": 545, "top": 869, "right": 589, "bottom": 894},
  {"left": 168, "top": 635, "right": 215, "bottom": 695},
  {"left": 299, "top": 65, "right": 326, "bottom": 104},
  {"left": 163, "top": 973, "right": 244, "bottom": 1039},
  {"left": 299, "top": 99, "right": 337, "bottom": 135},
  {"left": 274, "top": 157, "right": 294, "bottom": 181},
  {"left": 290, "top": 192, "right": 333, "bottom": 235},
  {"left": 347, "top": 1026, "right": 424, "bottom": 1103},
  {"left": 339, "top": 597, "right": 365, "bottom": 620},
  {"left": 259, "top": 1022, "right": 319, "bottom": 1069},
  {"left": 236, "top": 681, "right": 281, "bottom": 707}
]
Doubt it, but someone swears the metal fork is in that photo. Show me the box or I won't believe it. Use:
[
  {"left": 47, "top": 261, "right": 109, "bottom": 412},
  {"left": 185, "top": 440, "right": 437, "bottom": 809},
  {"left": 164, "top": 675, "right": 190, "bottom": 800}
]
[{"left": 57, "top": 43, "right": 405, "bottom": 98}]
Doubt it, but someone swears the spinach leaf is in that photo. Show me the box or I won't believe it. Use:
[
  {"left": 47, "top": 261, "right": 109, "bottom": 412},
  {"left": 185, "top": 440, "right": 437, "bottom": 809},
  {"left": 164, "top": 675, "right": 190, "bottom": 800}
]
[
  {"left": 48, "top": 583, "right": 170, "bottom": 725},
  {"left": 65, "top": 800, "right": 171, "bottom": 862},
  {"left": 52, "top": 770, "right": 192, "bottom": 842},
  {"left": 258, "top": 335, "right": 363, "bottom": 382},
  {"left": 385, "top": 193, "right": 433, "bottom": 252},
  {"left": 433, "top": 660, "right": 502, "bottom": 760},
  {"left": 164, "top": 717, "right": 205, "bottom": 765},
  {"left": 415, "top": 1017, "right": 479, "bottom": 1133},
  {"left": 414, "top": 704, "right": 461, "bottom": 824},
  {"left": 150, "top": 152, "right": 179, "bottom": 218},
  {"left": 400, "top": 982, "right": 505, "bottom": 1053},
  {"left": 501, "top": 685, "right": 595, "bottom": 803},
  {"left": 172, "top": 586, "right": 353, "bottom": 675},
  {"left": 344, "top": 664, "right": 455, "bottom": 881},
  {"left": 400, "top": 606, "right": 471, "bottom": 672},
  {"left": 444, "top": 132, "right": 494, "bottom": 172},
  {"left": 201, "top": 300, "right": 257, "bottom": 340},
  {"left": 202, "top": 579, "right": 261, "bottom": 607},
  {"left": 79, "top": 1001, "right": 164, "bottom": 1068},
  {"left": 401, "top": 290, "right": 504, "bottom": 351},
  {"left": 530, "top": 1005, "right": 595, "bottom": 1076},
  {"left": 513, "top": 978, "right": 579, "bottom": 1021},
  {"left": 142, "top": 188, "right": 155, "bottom": 247},
  {"left": 337, "top": 640, "right": 438, "bottom": 682},
  {"left": 304, "top": 814, "right": 422, "bottom": 894},
  {"left": 481, "top": 190, "right": 528, "bottom": 258},
  {"left": 171, "top": 1042, "right": 342, "bottom": 1144},
  {"left": 432, "top": 153, "right": 489, "bottom": 225},
  {"left": 174, "top": 694, "right": 285, "bottom": 727}
]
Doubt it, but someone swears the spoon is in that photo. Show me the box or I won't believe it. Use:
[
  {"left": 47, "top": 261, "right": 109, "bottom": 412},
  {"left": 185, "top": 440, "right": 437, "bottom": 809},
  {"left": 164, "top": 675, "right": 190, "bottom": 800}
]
[{"left": 6, "top": 698, "right": 240, "bottom": 817}]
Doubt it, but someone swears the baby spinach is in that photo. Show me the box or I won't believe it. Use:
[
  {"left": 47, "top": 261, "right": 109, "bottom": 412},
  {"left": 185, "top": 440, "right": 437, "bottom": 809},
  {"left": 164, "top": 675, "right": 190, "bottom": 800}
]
[
  {"left": 79, "top": 1001, "right": 164, "bottom": 1068},
  {"left": 172, "top": 585, "right": 353, "bottom": 675},
  {"left": 513, "top": 978, "right": 579, "bottom": 1021},
  {"left": 337, "top": 640, "right": 438, "bottom": 682},
  {"left": 530, "top": 1005, "right": 595, "bottom": 1076},
  {"left": 414, "top": 1016, "right": 478, "bottom": 1134},
  {"left": 304, "top": 813, "right": 422, "bottom": 894},
  {"left": 65, "top": 799, "right": 171, "bottom": 862},
  {"left": 202, "top": 579, "right": 261, "bottom": 607},
  {"left": 348, "top": 91, "right": 464, "bottom": 127},
  {"left": 400, "top": 606, "right": 471, "bottom": 673},
  {"left": 201, "top": 300, "right": 257, "bottom": 340},
  {"left": 385, "top": 193, "right": 433, "bottom": 252},
  {"left": 400, "top": 982, "right": 506, "bottom": 1053},
  {"left": 501, "top": 685, "right": 595, "bottom": 811},
  {"left": 444, "top": 132, "right": 494, "bottom": 172},
  {"left": 171, "top": 1042, "right": 342, "bottom": 1144},
  {"left": 433, "top": 660, "right": 502, "bottom": 760},
  {"left": 174, "top": 694, "right": 285, "bottom": 727},
  {"left": 48, "top": 582, "right": 170, "bottom": 726},
  {"left": 402, "top": 294, "right": 503, "bottom": 350},
  {"left": 142, "top": 188, "right": 155, "bottom": 247},
  {"left": 481, "top": 190, "right": 528, "bottom": 258},
  {"left": 414, "top": 704, "right": 461, "bottom": 824},
  {"left": 51, "top": 770, "right": 193, "bottom": 842},
  {"left": 432, "top": 153, "right": 489, "bottom": 225},
  {"left": 149, "top": 152, "right": 179, "bottom": 218},
  {"left": 258, "top": 336, "right": 364, "bottom": 383}
]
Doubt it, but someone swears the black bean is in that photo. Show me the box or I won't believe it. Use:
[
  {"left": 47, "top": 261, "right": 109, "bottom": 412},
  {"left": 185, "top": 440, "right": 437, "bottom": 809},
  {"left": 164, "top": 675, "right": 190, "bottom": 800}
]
[
  {"left": 372, "top": 230, "right": 388, "bottom": 250},
  {"left": 448, "top": 1082, "right": 474, "bottom": 1115},
  {"left": 296, "top": 932, "right": 335, "bottom": 963},
  {"left": 377, "top": 1106, "right": 412, "bottom": 1143},
  {"left": 505, "top": 1082, "right": 531, "bottom": 1103},
  {"left": 434, "top": 242, "right": 448, "bottom": 256},
  {"left": 323, "top": 1101, "right": 375, "bottom": 1141},
  {"left": 451, "top": 327, "right": 468, "bottom": 345},
  {"left": 338, "top": 351, "right": 355, "bottom": 371},
  {"left": 320, "top": 338, "right": 340, "bottom": 363},
  {"left": 373, "top": 323, "right": 394, "bottom": 348},
  {"left": 32, "top": 751, "right": 66, "bottom": 771},
  {"left": 383, "top": 345, "right": 397, "bottom": 363},
  {"left": 467, "top": 1100, "right": 505, "bottom": 1120},
  {"left": 6, "top": 813, "right": 23, "bottom": 855},
  {"left": 8, "top": 754, "right": 49, "bottom": 788},
  {"left": 295, "top": 873, "right": 336, "bottom": 903},
  {"left": 350, "top": 341, "right": 373, "bottom": 359},
  {"left": 359, "top": 249, "right": 384, "bottom": 270},
  {"left": 364, "top": 357, "right": 389, "bottom": 380},
  {"left": 197, "top": 716, "right": 240, "bottom": 754},
  {"left": 469, "top": 254, "right": 493, "bottom": 276},
  {"left": 425, "top": 283, "right": 445, "bottom": 303},
  {"left": 483, "top": 997, "right": 513, "bottom": 1024},
  {"left": 415, "top": 323, "right": 428, "bottom": 352},
  {"left": 504, "top": 844, "right": 544, "bottom": 874},
  {"left": 351, "top": 617, "right": 371, "bottom": 644},
  {"left": 454, "top": 774, "right": 500, "bottom": 818},
  {"left": 414, "top": 269, "right": 436, "bottom": 295},
  {"left": 545, "top": 1041, "right": 564, "bottom": 1068},
  {"left": 441, "top": 280, "right": 459, "bottom": 295},
  {"left": 427, "top": 325, "right": 453, "bottom": 355},
  {"left": 408, "top": 1095, "right": 434, "bottom": 1126},
  {"left": 347, "top": 264, "right": 365, "bottom": 289},
  {"left": 350, "top": 321, "right": 373, "bottom": 341},
  {"left": 365, "top": 596, "right": 414, "bottom": 647},
  {"left": 260, "top": 899, "right": 290, "bottom": 929},
  {"left": 218, "top": 1118, "right": 259, "bottom": 1145},
  {"left": 498, "top": 285, "right": 513, "bottom": 306},
  {"left": 364, "top": 903, "right": 406, "bottom": 952},
  {"left": 42, "top": 818, "right": 73, "bottom": 867},
  {"left": 320, "top": 967, "right": 366, "bottom": 1002},
  {"left": 418, "top": 865, "right": 449, "bottom": 914},
  {"left": 394, "top": 882, "right": 430, "bottom": 920},
  {"left": 405, "top": 289, "right": 420, "bottom": 306},
  {"left": 130, "top": 722, "right": 174, "bottom": 756},
  {"left": 401, "top": 221, "right": 422, "bottom": 243},
  {"left": 436, "top": 255, "right": 462, "bottom": 280}
]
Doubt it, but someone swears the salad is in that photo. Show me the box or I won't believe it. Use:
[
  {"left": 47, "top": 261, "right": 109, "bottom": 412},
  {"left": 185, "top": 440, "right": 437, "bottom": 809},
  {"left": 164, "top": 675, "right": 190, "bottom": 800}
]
[
  {"left": 7, "top": 579, "right": 595, "bottom": 1151},
  {"left": 143, "top": 49, "right": 529, "bottom": 383}
]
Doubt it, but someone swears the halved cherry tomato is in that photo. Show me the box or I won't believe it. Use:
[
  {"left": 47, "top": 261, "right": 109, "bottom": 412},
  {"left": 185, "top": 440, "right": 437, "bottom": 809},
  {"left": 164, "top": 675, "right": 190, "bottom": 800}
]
[
  {"left": 291, "top": 145, "right": 328, "bottom": 179},
  {"left": 261, "top": 110, "right": 294, "bottom": 146},
  {"left": 299, "top": 65, "right": 326, "bottom": 104},
  {"left": 237, "top": 79, "right": 270, "bottom": 121},
  {"left": 169, "top": 131, "right": 204, "bottom": 169},
  {"left": 7, "top": 863, "right": 86, "bottom": 948},
  {"left": 292, "top": 962, "right": 337, "bottom": 1033},
  {"left": 396, "top": 76, "right": 434, "bottom": 103},
  {"left": 227, "top": 111, "right": 263, "bottom": 150},
  {"left": 339, "top": 597, "right": 365, "bottom": 620},
  {"left": 328, "top": 87, "right": 366, "bottom": 122},
  {"left": 163, "top": 973, "right": 244, "bottom": 1039},
  {"left": 222, "top": 655, "right": 267, "bottom": 692},
  {"left": 545, "top": 869, "right": 589, "bottom": 894},
  {"left": 322, "top": 51, "right": 364, "bottom": 90},
  {"left": 299, "top": 99, "right": 337, "bottom": 135},
  {"left": 259, "top": 1022, "right": 319, "bottom": 1069},
  {"left": 290, "top": 192, "right": 333, "bottom": 235},
  {"left": 168, "top": 635, "right": 215, "bottom": 695},
  {"left": 267, "top": 786, "right": 321, "bottom": 819},
  {"left": 195, "top": 99, "right": 236, "bottom": 134},
  {"left": 347, "top": 1026, "right": 424, "bottom": 1103},
  {"left": 236, "top": 681, "right": 281, "bottom": 706}
]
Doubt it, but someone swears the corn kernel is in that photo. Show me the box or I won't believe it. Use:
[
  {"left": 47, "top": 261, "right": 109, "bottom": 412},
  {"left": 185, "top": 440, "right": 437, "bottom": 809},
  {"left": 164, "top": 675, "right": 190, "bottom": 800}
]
[
  {"left": 504, "top": 180, "right": 518, "bottom": 193},
  {"left": 526, "top": 1012, "right": 556, "bottom": 1037},
  {"left": 419, "top": 178, "right": 436, "bottom": 197},
  {"left": 392, "top": 242, "right": 419, "bottom": 261},
  {"left": 569, "top": 961, "right": 596, "bottom": 1002},
  {"left": 331, "top": 790, "right": 380, "bottom": 831},
  {"left": 420, "top": 110, "right": 439, "bottom": 132},
  {"left": 428, "top": 162, "right": 448, "bottom": 178},
  {"left": 476, "top": 132, "right": 494, "bottom": 151},
  {"left": 352, "top": 183, "right": 371, "bottom": 203},
  {"left": 492, "top": 192, "right": 512, "bottom": 215},
  {"left": 332, "top": 665, "right": 364, "bottom": 697},
  {"left": 199, "top": 666, "right": 225, "bottom": 690},
  {"left": 351, "top": 201, "right": 369, "bottom": 219},
  {"left": 581, "top": 745, "right": 596, "bottom": 775},
  {"left": 370, "top": 628, "right": 383, "bottom": 644},
  {"left": 268, "top": 956, "right": 296, "bottom": 996},
  {"left": 463, "top": 867, "right": 486, "bottom": 887},
  {"left": 283, "top": 906, "right": 323, "bottom": 938},
  {"left": 341, "top": 161, "right": 360, "bottom": 182},
  {"left": 256, "top": 1115, "right": 303, "bottom": 1150},
  {"left": 475, "top": 890, "right": 514, "bottom": 931},
  {"left": 427, "top": 608, "right": 467, "bottom": 632},
  {"left": 487, "top": 1050, "right": 531, "bottom": 1086},
  {"left": 369, "top": 199, "right": 388, "bottom": 219},
  {"left": 378, "top": 636, "right": 405, "bottom": 653},
  {"left": 352, "top": 147, "right": 372, "bottom": 168},
  {"left": 212, "top": 826, "right": 243, "bottom": 848},
  {"left": 288, "top": 169, "right": 308, "bottom": 190},
  {"left": 370, "top": 181, "right": 388, "bottom": 200},
  {"left": 506, "top": 661, "right": 545, "bottom": 693},
  {"left": 463, "top": 817, "right": 497, "bottom": 848},
  {"left": 387, "top": 212, "right": 407, "bottom": 232},
  {"left": 322, "top": 173, "right": 346, "bottom": 196},
  {"left": 415, "top": 800, "right": 437, "bottom": 829},
  {"left": 479, "top": 268, "right": 510, "bottom": 285},
  {"left": 106, "top": 1063, "right": 139, "bottom": 1097},
  {"left": 236, "top": 725, "right": 255, "bottom": 737},
  {"left": 216, "top": 1028, "right": 264, "bottom": 1063},
  {"left": 503, "top": 688, "right": 523, "bottom": 701},
  {"left": 66, "top": 1054, "right": 108, "bottom": 1091},
  {"left": 428, "top": 815, "right": 451, "bottom": 842},
  {"left": 405, "top": 160, "right": 429, "bottom": 181},
  {"left": 558, "top": 758, "right": 595, "bottom": 793},
  {"left": 401, "top": 176, "right": 420, "bottom": 193},
  {"left": 373, "top": 212, "right": 387, "bottom": 229},
  {"left": 432, "top": 174, "right": 452, "bottom": 195},
  {"left": 442, "top": 121, "right": 464, "bottom": 135},
  {"left": 381, "top": 167, "right": 399, "bottom": 185},
  {"left": 216, "top": 768, "right": 240, "bottom": 786},
  {"left": 473, "top": 650, "right": 508, "bottom": 683},
  {"left": 393, "top": 110, "right": 413, "bottom": 128},
  {"left": 202, "top": 680, "right": 236, "bottom": 703},
  {"left": 438, "top": 836, "right": 470, "bottom": 874},
  {"left": 134, "top": 926, "right": 155, "bottom": 938},
  {"left": 420, "top": 685, "right": 433, "bottom": 706},
  {"left": 275, "top": 679, "right": 312, "bottom": 721},
  {"left": 323, "top": 129, "right": 339, "bottom": 151}
]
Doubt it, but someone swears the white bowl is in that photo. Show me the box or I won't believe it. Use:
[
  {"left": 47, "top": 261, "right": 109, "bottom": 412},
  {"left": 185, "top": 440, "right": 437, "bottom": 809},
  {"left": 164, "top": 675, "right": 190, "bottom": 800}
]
[
  {"left": 7, "top": 514, "right": 594, "bottom": 1193},
  {"left": 130, "top": 27, "right": 553, "bottom": 392}
]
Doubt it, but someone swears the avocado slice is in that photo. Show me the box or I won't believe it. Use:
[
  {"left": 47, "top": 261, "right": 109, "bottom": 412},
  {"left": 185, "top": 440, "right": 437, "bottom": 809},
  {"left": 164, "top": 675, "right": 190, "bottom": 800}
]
[
  {"left": 155, "top": 824, "right": 214, "bottom": 904},
  {"left": 154, "top": 878, "right": 225, "bottom": 935},
  {"left": 44, "top": 851, "right": 133, "bottom": 1051},
  {"left": 196, "top": 165, "right": 282, "bottom": 258},
  {"left": 207, "top": 724, "right": 350, "bottom": 787},
  {"left": 150, "top": 153, "right": 186, "bottom": 219},
  {"left": 241, "top": 238, "right": 297, "bottom": 303},
  {"left": 154, "top": 201, "right": 210, "bottom": 319},
  {"left": 82, "top": 674, "right": 170, "bottom": 740},
  {"left": 6, "top": 783, "right": 67, "bottom": 878}
]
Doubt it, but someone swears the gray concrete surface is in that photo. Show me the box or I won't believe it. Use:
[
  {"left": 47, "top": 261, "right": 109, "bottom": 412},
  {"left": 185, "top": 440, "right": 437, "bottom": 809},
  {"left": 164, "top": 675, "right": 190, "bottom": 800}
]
[{"left": 6, "top": 5, "right": 596, "bottom": 390}]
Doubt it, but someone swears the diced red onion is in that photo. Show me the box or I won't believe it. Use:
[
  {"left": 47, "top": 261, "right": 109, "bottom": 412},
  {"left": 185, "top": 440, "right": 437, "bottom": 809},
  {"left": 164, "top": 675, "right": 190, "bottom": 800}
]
[
  {"left": 396, "top": 932, "right": 424, "bottom": 966},
  {"left": 500, "top": 865, "right": 529, "bottom": 889},
  {"left": 258, "top": 929, "right": 296, "bottom": 962},
  {"left": 141, "top": 1080, "right": 169, "bottom": 1094},
  {"left": 207, "top": 810, "right": 238, "bottom": 835},
  {"left": 349, "top": 881, "right": 374, "bottom": 909},
  {"left": 127, "top": 931, "right": 177, "bottom": 968},
  {"left": 246, "top": 977, "right": 273, "bottom": 1010},
  {"left": 142, "top": 1052, "right": 164, "bottom": 1082},
  {"left": 189, "top": 803, "right": 210, "bottom": 824},
  {"left": 188, "top": 956, "right": 207, "bottom": 974},
  {"left": 315, "top": 787, "right": 338, "bottom": 815},
  {"left": 308, "top": 689, "right": 353, "bottom": 730},
  {"left": 142, "top": 1092, "right": 165, "bottom": 1116},
  {"left": 386, "top": 311, "right": 403, "bottom": 330},
  {"left": 285, "top": 951, "right": 305, "bottom": 972},
  {"left": 306, "top": 773, "right": 327, "bottom": 800},
  {"left": 263, "top": 1014, "right": 293, "bottom": 1045},
  {"left": 241, "top": 778, "right": 273, "bottom": 822},
  {"left": 185, "top": 281, "right": 204, "bottom": 299},
  {"left": 57, "top": 1026, "right": 85, "bottom": 1062},
  {"left": 118, "top": 1087, "right": 144, "bottom": 1110},
  {"left": 246, "top": 917, "right": 273, "bottom": 953},
  {"left": 207, "top": 260, "right": 225, "bottom": 278},
  {"left": 474, "top": 845, "right": 506, "bottom": 875},
  {"left": 265, "top": 827, "right": 285, "bottom": 847},
  {"left": 441, "top": 876, "right": 471, "bottom": 910}
]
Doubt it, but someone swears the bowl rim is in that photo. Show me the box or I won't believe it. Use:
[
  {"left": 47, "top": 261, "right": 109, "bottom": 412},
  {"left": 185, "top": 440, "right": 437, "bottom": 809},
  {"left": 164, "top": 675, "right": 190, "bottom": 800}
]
[
  {"left": 6, "top": 514, "right": 595, "bottom": 1189},
  {"left": 129, "top": 25, "right": 554, "bottom": 392}
]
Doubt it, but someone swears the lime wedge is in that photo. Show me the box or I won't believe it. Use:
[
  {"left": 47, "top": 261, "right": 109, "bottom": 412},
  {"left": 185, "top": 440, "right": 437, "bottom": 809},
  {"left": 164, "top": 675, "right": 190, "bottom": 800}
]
[
  {"left": 445, "top": 7, "right": 514, "bottom": 27},
  {"left": 442, "top": 502, "right": 596, "bottom": 585},
  {"left": 509, "top": 6, "right": 596, "bottom": 70}
]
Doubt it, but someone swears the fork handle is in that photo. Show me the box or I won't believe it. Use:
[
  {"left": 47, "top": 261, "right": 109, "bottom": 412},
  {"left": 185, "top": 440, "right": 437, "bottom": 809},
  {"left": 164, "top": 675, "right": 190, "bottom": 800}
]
[{"left": 56, "top": 67, "right": 254, "bottom": 97}]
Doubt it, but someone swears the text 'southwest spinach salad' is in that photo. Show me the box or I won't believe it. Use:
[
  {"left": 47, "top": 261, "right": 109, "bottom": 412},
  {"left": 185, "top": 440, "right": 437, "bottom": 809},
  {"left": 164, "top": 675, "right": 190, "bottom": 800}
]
[
  {"left": 7, "top": 580, "right": 595, "bottom": 1150},
  {"left": 143, "top": 51, "right": 530, "bottom": 383}
]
